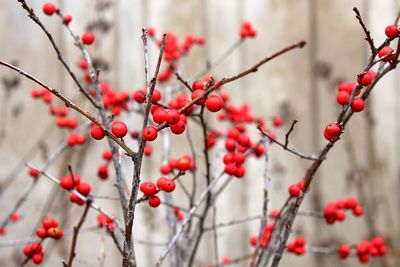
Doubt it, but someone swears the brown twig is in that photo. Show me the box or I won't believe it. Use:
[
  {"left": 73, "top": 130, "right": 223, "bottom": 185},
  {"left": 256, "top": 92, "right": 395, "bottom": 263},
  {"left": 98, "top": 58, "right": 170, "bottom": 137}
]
[
  {"left": 122, "top": 34, "right": 166, "bottom": 267},
  {"left": 353, "top": 7, "right": 376, "bottom": 54},
  {"left": 0, "top": 60, "right": 136, "bottom": 158},
  {"left": 17, "top": 0, "right": 99, "bottom": 108},
  {"left": 257, "top": 125, "right": 317, "bottom": 161},
  {"left": 284, "top": 120, "right": 298, "bottom": 149},
  {"left": 64, "top": 200, "right": 92, "bottom": 267},
  {"left": 175, "top": 72, "right": 193, "bottom": 92}
]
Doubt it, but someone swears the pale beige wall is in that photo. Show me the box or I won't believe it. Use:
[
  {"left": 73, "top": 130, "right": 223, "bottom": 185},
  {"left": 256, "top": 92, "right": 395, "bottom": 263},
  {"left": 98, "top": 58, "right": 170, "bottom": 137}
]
[{"left": 0, "top": 0, "right": 399, "bottom": 266}]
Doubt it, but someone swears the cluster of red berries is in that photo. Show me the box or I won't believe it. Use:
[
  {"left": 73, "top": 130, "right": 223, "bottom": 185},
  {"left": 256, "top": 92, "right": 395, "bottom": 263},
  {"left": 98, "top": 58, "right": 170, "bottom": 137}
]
[
  {"left": 338, "top": 236, "right": 386, "bottom": 263},
  {"left": 222, "top": 127, "right": 255, "bottom": 178},
  {"left": 288, "top": 179, "right": 305, "bottom": 197},
  {"left": 249, "top": 222, "right": 274, "bottom": 248},
  {"left": 90, "top": 120, "right": 128, "bottom": 140},
  {"left": 139, "top": 175, "right": 180, "bottom": 208},
  {"left": 97, "top": 82, "right": 130, "bottom": 115},
  {"left": 96, "top": 213, "right": 115, "bottom": 230},
  {"left": 148, "top": 30, "right": 204, "bottom": 82},
  {"left": 67, "top": 131, "right": 86, "bottom": 146},
  {"left": 331, "top": 24, "right": 399, "bottom": 132},
  {"left": 31, "top": 88, "right": 52, "bottom": 104},
  {"left": 160, "top": 155, "right": 194, "bottom": 175},
  {"left": 240, "top": 21, "right": 257, "bottom": 38},
  {"left": 59, "top": 174, "right": 91, "bottom": 205},
  {"left": 23, "top": 242, "right": 44, "bottom": 265},
  {"left": 36, "top": 216, "right": 63, "bottom": 240},
  {"left": 286, "top": 236, "right": 306, "bottom": 255},
  {"left": 190, "top": 79, "right": 224, "bottom": 113},
  {"left": 323, "top": 197, "right": 363, "bottom": 224},
  {"left": 31, "top": 89, "right": 83, "bottom": 135}
]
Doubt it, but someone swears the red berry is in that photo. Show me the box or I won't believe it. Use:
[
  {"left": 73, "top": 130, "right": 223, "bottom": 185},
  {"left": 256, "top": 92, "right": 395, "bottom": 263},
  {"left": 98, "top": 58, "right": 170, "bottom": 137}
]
[
  {"left": 31, "top": 89, "right": 42, "bottom": 98},
  {"left": 335, "top": 210, "right": 346, "bottom": 221},
  {"left": 338, "top": 244, "right": 351, "bottom": 259},
  {"left": 353, "top": 205, "right": 364, "bottom": 216},
  {"left": 144, "top": 145, "right": 152, "bottom": 156},
  {"left": 42, "top": 3, "right": 56, "bottom": 16},
  {"left": 385, "top": 25, "right": 399, "bottom": 39},
  {"left": 32, "top": 253, "right": 44, "bottom": 264},
  {"left": 325, "top": 123, "right": 341, "bottom": 137},
  {"left": 344, "top": 197, "right": 358, "bottom": 209},
  {"left": 336, "top": 91, "right": 350, "bottom": 105},
  {"left": 63, "top": 15, "right": 72, "bottom": 24},
  {"left": 23, "top": 245, "right": 32, "bottom": 256},
  {"left": 177, "top": 157, "right": 191, "bottom": 171},
  {"left": 235, "top": 165, "right": 246, "bottom": 178},
  {"left": 91, "top": 124, "right": 105, "bottom": 140},
  {"left": 29, "top": 168, "right": 40, "bottom": 178},
  {"left": 148, "top": 195, "right": 160, "bottom": 207},
  {"left": 147, "top": 27, "right": 156, "bottom": 36},
  {"left": 70, "top": 193, "right": 85, "bottom": 205},
  {"left": 372, "top": 236, "right": 384, "bottom": 247},
  {"left": 351, "top": 98, "right": 365, "bottom": 112},
  {"left": 133, "top": 89, "right": 146, "bottom": 103},
  {"left": 357, "top": 70, "right": 375, "bottom": 86},
  {"left": 359, "top": 254, "right": 369, "bottom": 263},
  {"left": 82, "top": 32, "right": 95, "bottom": 45},
  {"left": 111, "top": 121, "right": 128, "bottom": 138},
  {"left": 159, "top": 178, "right": 175, "bottom": 192},
  {"left": 10, "top": 212, "right": 20, "bottom": 222},
  {"left": 273, "top": 116, "right": 283, "bottom": 127},
  {"left": 191, "top": 89, "right": 207, "bottom": 105},
  {"left": 152, "top": 108, "right": 167, "bottom": 124},
  {"left": 170, "top": 122, "right": 186, "bottom": 135},
  {"left": 227, "top": 128, "right": 240, "bottom": 139},
  {"left": 205, "top": 95, "right": 223, "bottom": 112},
  {"left": 166, "top": 109, "right": 181, "bottom": 125},
  {"left": 288, "top": 184, "right": 301, "bottom": 197},
  {"left": 142, "top": 126, "right": 158, "bottom": 141},
  {"left": 152, "top": 89, "right": 162, "bottom": 103},
  {"left": 98, "top": 164, "right": 109, "bottom": 180},
  {"left": 192, "top": 80, "right": 205, "bottom": 90},
  {"left": 139, "top": 181, "right": 157, "bottom": 196},
  {"left": 36, "top": 227, "right": 47, "bottom": 238},
  {"left": 60, "top": 176, "right": 74, "bottom": 190},
  {"left": 102, "top": 150, "right": 113, "bottom": 161},
  {"left": 224, "top": 163, "right": 237, "bottom": 175},
  {"left": 42, "top": 217, "right": 57, "bottom": 230},
  {"left": 378, "top": 46, "right": 394, "bottom": 61},
  {"left": 160, "top": 164, "right": 172, "bottom": 174},
  {"left": 76, "top": 182, "right": 91, "bottom": 196}
]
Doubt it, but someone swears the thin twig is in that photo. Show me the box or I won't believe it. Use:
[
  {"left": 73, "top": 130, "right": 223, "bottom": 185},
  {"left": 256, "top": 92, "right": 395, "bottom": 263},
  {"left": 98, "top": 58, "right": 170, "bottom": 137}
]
[
  {"left": 284, "top": 120, "right": 298, "bottom": 149},
  {"left": 353, "top": 7, "right": 376, "bottom": 54},
  {"left": 257, "top": 126, "right": 317, "bottom": 161},
  {"left": 17, "top": 0, "right": 99, "bottom": 108},
  {"left": 157, "top": 41, "right": 307, "bottom": 131},
  {"left": 65, "top": 200, "right": 92, "bottom": 267}
]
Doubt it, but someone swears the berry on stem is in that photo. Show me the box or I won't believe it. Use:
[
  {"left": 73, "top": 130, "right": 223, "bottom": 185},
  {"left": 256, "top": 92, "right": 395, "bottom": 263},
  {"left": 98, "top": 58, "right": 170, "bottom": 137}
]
[
  {"left": 42, "top": 3, "right": 56, "bottom": 16},
  {"left": 111, "top": 121, "right": 128, "bottom": 138},
  {"left": 142, "top": 126, "right": 158, "bottom": 141},
  {"left": 82, "top": 32, "right": 95, "bottom": 45}
]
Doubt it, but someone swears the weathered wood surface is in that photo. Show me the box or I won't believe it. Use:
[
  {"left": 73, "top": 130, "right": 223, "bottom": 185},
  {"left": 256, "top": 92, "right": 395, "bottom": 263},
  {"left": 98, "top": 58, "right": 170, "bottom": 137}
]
[{"left": 0, "top": 0, "right": 399, "bottom": 266}]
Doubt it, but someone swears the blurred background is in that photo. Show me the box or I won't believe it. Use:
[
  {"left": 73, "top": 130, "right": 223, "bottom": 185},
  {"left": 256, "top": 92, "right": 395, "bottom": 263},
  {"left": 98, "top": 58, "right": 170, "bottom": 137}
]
[{"left": 0, "top": 0, "right": 399, "bottom": 266}]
